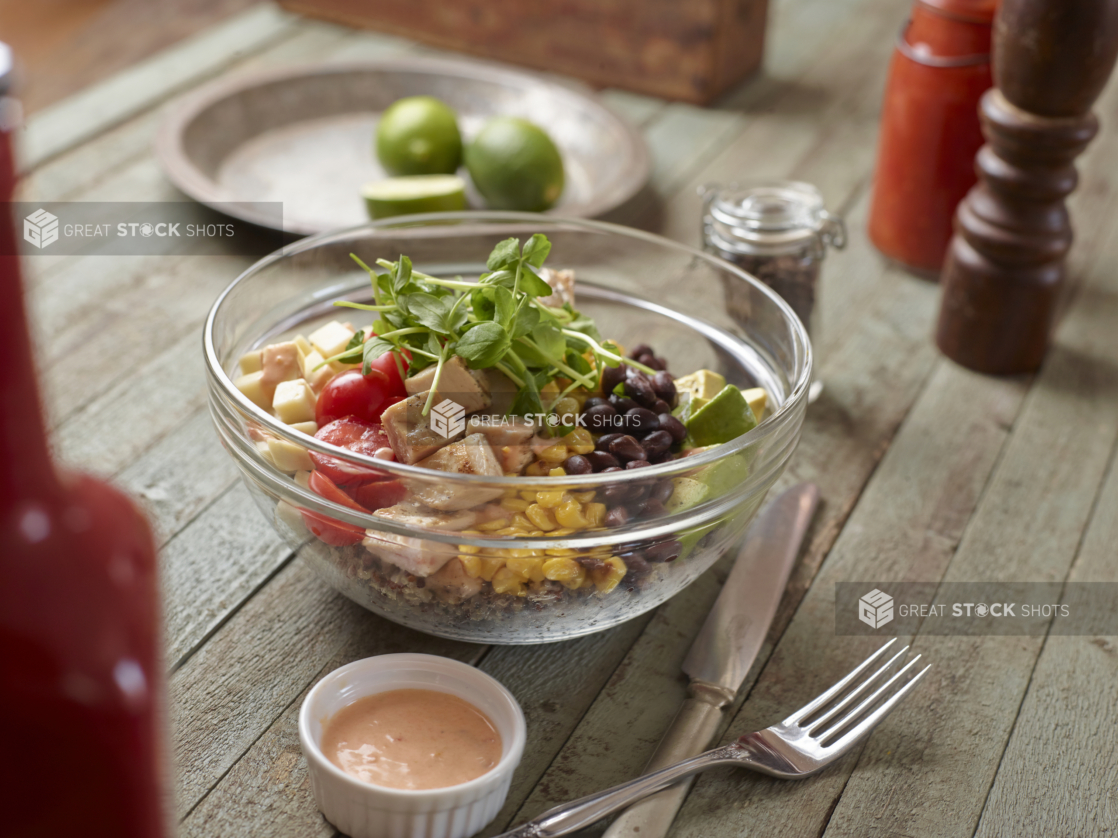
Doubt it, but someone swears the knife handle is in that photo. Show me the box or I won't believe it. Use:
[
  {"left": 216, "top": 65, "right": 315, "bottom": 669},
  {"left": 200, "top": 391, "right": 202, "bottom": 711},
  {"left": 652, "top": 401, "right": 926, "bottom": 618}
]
[{"left": 602, "top": 682, "right": 732, "bottom": 838}]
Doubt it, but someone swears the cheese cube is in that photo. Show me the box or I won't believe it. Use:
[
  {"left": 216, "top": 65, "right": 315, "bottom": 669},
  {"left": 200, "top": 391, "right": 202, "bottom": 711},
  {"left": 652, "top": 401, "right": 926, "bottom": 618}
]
[
  {"left": 261, "top": 341, "right": 304, "bottom": 386},
  {"left": 266, "top": 437, "right": 315, "bottom": 472},
  {"left": 239, "top": 350, "right": 263, "bottom": 375},
  {"left": 293, "top": 470, "right": 312, "bottom": 490},
  {"left": 272, "top": 378, "right": 317, "bottom": 424},
  {"left": 293, "top": 334, "right": 313, "bottom": 358},
  {"left": 289, "top": 421, "right": 318, "bottom": 436},
  {"left": 275, "top": 500, "right": 310, "bottom": 537},
  {"left": 254, "top": 439, "right": 276, "bottom": 466},
  {"left": 309, "top": 320, "right": 355, "bottom": 360},
  {"left": 235, "top": 371, "right": 276, "bottom": 410},
  {"left": 303, "top": 349, "right": 336, "bottom": 392}
]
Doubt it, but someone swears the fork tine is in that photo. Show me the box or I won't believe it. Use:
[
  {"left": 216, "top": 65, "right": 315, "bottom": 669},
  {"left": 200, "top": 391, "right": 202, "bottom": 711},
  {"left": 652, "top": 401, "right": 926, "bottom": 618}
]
[
  {"left": 818, "top": 659, "right": 931, "bottom": 752},
  {"left": 802, "top": 645, "right": 910, "bottom": 735},
  {"left": 783, "top": 639, "right": 898, "bottom": 726}
]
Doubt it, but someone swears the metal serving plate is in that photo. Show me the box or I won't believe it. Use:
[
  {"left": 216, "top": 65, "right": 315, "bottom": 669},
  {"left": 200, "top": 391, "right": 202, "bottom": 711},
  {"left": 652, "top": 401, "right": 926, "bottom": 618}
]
[{"left": 155, "top": 57, "right": 650, "bottom": 236}]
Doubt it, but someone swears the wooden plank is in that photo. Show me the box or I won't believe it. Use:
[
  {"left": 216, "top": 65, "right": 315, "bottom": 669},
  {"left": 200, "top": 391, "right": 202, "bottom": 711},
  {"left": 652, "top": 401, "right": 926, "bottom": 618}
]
[
  {"left": 171, "top": 558, "right": 479, "bottom": 819},
  {"left": 811, "top": 191, "right": 1118, "bottom": 838},
  {"left": 664, "top": 357, "right": 1025, "bottom": 838},
  {"left": 20, "top": 4, "right": 300, "bottom": 170},
  {"left": 972, "top": 450, "right": 1118, "bottom": 838}
]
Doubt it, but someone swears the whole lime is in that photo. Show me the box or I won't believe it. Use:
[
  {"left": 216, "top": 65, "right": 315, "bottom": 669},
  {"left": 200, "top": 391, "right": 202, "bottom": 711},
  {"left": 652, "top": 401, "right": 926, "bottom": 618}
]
[
  {"left": 465, "top": 117, "right": 565, "bottom": 211},
  {"left": 375, "top": 96, "right": 462, "bottom": 176}
]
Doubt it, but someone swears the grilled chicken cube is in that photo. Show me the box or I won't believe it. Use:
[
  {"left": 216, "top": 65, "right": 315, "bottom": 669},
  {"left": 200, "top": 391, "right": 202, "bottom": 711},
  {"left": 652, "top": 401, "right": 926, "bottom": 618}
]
[
  {"left": 409, "top": 433, "right": 505, "bottom": 510},
  {"left": 380, "top": 391, "right": 465, "bottom": 464},
  {"left": 365, "top": 501, "right": 478, "bottom": 576},
  {"left": 539, "top": 267, "right": 575, "bottom": 308},
  {"left": 426, "top": 557, "right": 484, "bottom": 604},
  {"left": 467, "top": 415, "right": 536, "bottom": 474},
  {"left": 404, "top": 355, "right": 491, "bottom": 414}
]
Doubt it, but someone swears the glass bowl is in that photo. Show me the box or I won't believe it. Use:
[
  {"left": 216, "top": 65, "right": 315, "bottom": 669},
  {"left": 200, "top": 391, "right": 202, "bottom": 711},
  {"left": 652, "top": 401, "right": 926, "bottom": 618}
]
[{"left": 204, "top": 213, "right": 811, "bottom": 644}]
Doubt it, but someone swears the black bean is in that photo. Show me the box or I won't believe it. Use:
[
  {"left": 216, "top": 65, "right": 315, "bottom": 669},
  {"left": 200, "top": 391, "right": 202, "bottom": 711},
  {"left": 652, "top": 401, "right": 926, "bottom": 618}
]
[
  {"left": 625, "top": 459, "right": 652, "bottom": 470},
  {"left": 646, "top": 356, "right": 667, "bottom": 371},
  {"left": 600, "top": 484, "right": 633, "bottom": 505},
  {"left": 605, "top": 507, "right": 630, "bottom": 528},
  {"left": 652, "top": 371, "right": 677, "bottom": 403},
  {"left": 585, "top": 403, "right": 619, "bottom": 431},
  {"left": 621, "top": 552, "right": 650, "bottom": 575},
  {"left": 596, "top": 432, "right": 625, "bottom": 452},
  {"left": 629, "top": 483, "right": 651, "bottom": 504},
  {"left": 640, "top": 498, "right": 668, "bottom": 518},
  {"left": 647, "top": 451, "right": 673, "bottom": 464},
  {"left": 641, "top": 429, "right": 673, "bottom": 457},
  {"left": 600, "top": 364, "right": 627, "bottom": 395},
  {"left": 636, "top": 352, "right": 657, "bottom": 368},
  {"left": 564, "top": 454, "right": 592, "bottom": 475},
  {"left": 601, "top": 466, "right": 624, "bottom": 473},
  {"left": 609, "top": 394, "right": 639, "bottom": 413},
  {"left": 624, "top": 375, "right": 657, "bottom": 407},
  {"left": 584, "top": 450, "right": 620, "bottom": 471},
  {"left": 645, "top": 539, "right": 683, "bottom": 563},
  {"left": 625, "top": 407, "right": 659, "bottom": 435},
  {"left": 653, "top": 480, "right": 675, "bottom": 505},
  {"left": 583, "top": 396, "right": 610, "bottom": 411},
  {"left": 651, "top": 398, "right": 671, "bottom": 415},
  {"left": 629, "top": 343, "right": 654, "bottom": 359},
  {"left": 657, "top": 413, "right": 687, "bottom": 443},
  {"left": 609, "top": 435, "right": 647, "bottom": 462}
]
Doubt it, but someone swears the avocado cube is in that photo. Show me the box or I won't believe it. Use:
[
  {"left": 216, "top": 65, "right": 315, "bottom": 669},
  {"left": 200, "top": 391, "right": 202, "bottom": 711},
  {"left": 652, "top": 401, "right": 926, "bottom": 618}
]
[
  {"left": 685, "top": 385, "right": 758, "bottom": 447},
  {"left": 675, "top": 369, "right": 727, "bottom": 403}
]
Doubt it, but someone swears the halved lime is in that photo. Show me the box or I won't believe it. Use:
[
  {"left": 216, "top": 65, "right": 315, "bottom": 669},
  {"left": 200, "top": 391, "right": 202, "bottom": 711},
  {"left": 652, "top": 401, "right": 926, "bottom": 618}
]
[{"left": 362, "top": 175, "right": 467, "bottom": 219}]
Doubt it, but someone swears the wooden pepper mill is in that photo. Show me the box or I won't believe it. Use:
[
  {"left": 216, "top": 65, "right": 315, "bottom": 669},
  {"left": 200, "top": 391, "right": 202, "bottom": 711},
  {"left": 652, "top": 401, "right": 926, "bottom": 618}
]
[{"left": 936, "top": 0, "right": 1118, "bottom": 374}]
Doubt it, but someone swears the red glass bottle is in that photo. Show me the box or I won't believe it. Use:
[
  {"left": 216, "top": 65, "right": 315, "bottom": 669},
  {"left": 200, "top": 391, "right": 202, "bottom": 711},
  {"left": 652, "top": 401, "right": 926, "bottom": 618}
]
[
  {"left": 868, "top": 0, "right": 997, "bottom": 276},
  {"left": 0, "top": 46, "right": 168, "bottom": 837}
]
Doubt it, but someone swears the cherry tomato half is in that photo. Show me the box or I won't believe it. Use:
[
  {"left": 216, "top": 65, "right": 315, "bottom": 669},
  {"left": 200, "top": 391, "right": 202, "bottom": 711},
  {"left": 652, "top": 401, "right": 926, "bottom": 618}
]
[
  {"left": 312, "top": 418, "right": 393, "bottom": 485},
  {"left": 366, "top": 345, "right": 409, "bottom": 395},
  {"left": 315, "top": 367, "right": 401, "bottom": 427},
  {"left": 350, "top": 479, "right": 406, "bottom": 511},
  {"left": 302, "top": 470, "right": 367, "bottom": 546}
]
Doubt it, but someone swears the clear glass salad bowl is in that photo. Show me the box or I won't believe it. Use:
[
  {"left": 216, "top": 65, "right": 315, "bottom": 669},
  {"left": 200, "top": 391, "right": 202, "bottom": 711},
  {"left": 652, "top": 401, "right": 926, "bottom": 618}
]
[{"left": 205, "top": 213, "right": 811, "bottom": 644}]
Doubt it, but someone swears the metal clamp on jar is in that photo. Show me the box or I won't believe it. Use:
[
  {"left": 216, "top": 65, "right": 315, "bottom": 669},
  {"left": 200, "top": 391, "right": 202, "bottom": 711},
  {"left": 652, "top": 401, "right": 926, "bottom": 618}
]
[{"left": 700, "top": 181, "right": 845, "bottom": 345}]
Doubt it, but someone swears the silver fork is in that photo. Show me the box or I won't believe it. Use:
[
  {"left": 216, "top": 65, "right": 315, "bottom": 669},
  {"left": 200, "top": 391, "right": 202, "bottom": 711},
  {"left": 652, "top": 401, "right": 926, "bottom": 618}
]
[{"left": 498, "top": 640, "right": 929, "bottom": 838}]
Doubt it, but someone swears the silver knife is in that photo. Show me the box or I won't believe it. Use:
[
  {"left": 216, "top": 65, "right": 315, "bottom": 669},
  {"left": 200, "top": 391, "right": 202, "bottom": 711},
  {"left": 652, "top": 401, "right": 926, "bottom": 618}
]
[{"left": 603, "top": 482, "right": 819, "bottom": 838}]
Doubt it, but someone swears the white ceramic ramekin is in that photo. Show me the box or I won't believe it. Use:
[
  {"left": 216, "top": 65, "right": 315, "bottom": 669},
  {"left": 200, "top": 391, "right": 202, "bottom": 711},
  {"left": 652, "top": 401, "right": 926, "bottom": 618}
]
[{"left": 298, "top": 654, "right": 527, "bottom": 838}]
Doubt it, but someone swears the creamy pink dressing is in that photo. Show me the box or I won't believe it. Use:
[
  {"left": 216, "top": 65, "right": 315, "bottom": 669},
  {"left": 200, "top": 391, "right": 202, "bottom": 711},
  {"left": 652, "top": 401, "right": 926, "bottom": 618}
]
[{"left": 321, "top": 689, "right": 502, "bottom": 790}]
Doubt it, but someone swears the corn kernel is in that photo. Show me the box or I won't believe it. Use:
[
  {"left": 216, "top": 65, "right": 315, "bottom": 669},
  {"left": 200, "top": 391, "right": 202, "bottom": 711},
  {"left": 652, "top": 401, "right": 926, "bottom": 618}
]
[
  {"left": 457, "top": 543, "right": 481, "bottom": 555},
  {"left": 555, "top": 500, "right": 590, "bottom": 529},
  {"left": 476, "top": 517, "right": 510, "bottom": 532},
  {"left": 506, "top": 548, "right": 537, "bottom": 559},
  {"left": 538, "top": 444, "right": 569, "bottom": 464},
  {"left": 520, "top": 490, "right": 539, "bottom": 501},
  {"left": 496, "top": 527, "right": 523, "bottom": 536},
  {"left": 525, "top": 461, "right": 550, "bottom": 477},
  {"left": 536, "top": 490, "right": 570, "bottom": 509},
  {"left": 491, "top": 567, "right": 525, "bottom": 596},
  {"left": 549, "top": 528, "right": 576, "bottom": 537},
  {"left": 549, "top": 467, "right": 567, "bottom": 477},
  {"left": 572, "top": 491, "right": 596, "bottom": 503},
  {"left": 542, "top": 557, "right": 586, "bottom": 589},
  {"left": 544, "top": 547, "right": 579, "bottom": 557},
  {"left": 506, "top": 556, "right": 546, "bottom": 583},
  {"left": 510, "top": 513, "right": 534, "bottom": 531},
  {"left": 593, "top": 557, "right": 628, "bottom": 593},
  {"left": 477, "top": 557, "right": 505, "bottom": 581},
  {"left": 460, "top": 555, "right": 482, "bottom": 578},
  {"left": 526, "top": 504, "right": 556, "bottom": 531},
  {"left": 501, "top": 497, "right": 531, "bottom": 512},
  {"left": 564, "top": 427, "right": 595, "bottom": 455},
  {"left": 584, "top": 502, "right": 607, "bottom": 527}
]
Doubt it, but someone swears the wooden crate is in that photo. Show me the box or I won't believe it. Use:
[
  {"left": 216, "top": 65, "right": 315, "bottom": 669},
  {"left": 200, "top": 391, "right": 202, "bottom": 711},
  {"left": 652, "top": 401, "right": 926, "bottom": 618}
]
[{"left": 275, "top": 0, "right": 769, "bottom": 104}]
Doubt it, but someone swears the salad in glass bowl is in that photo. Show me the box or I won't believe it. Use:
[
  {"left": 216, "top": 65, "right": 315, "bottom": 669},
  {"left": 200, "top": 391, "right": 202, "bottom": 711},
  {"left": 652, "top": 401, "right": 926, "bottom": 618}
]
[{"left": 206, "top": 214, "right": 810, "bottom": 643}]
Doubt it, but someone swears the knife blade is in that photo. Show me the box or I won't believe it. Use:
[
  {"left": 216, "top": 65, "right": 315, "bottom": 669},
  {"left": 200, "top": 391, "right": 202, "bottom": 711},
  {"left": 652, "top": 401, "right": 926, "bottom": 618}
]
[{"left": 602, "top": 482, "right": 819, "bottom": 838}]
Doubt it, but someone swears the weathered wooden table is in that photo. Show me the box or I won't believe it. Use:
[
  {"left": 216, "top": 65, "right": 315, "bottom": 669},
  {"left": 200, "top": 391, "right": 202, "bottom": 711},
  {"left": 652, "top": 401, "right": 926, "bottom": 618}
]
[{"left": 19, "top": 2, "right": 1118, "bottom": 836}]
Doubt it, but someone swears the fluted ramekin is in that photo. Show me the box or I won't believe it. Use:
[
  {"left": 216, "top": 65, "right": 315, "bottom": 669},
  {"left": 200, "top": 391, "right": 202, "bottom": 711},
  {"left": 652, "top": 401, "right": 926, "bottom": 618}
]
[{"left": 299, "top": 654, "right": 526, "bottom": 838}]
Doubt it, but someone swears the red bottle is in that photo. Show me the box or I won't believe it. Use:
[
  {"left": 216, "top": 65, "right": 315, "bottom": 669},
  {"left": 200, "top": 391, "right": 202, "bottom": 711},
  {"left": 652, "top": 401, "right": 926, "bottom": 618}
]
[
  {"left": 868, "top": 0, "right": 997, "bottom": 276},
  {"left": 0, "top": 47, "right": 168, "bottom": 837}
]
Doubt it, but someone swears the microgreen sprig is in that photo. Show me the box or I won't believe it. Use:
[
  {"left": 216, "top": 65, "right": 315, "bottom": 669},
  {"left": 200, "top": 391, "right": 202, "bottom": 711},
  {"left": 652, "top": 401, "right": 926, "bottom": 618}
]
[{"left": 320, "top": 234, "right": 655, "bottom": 416}]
